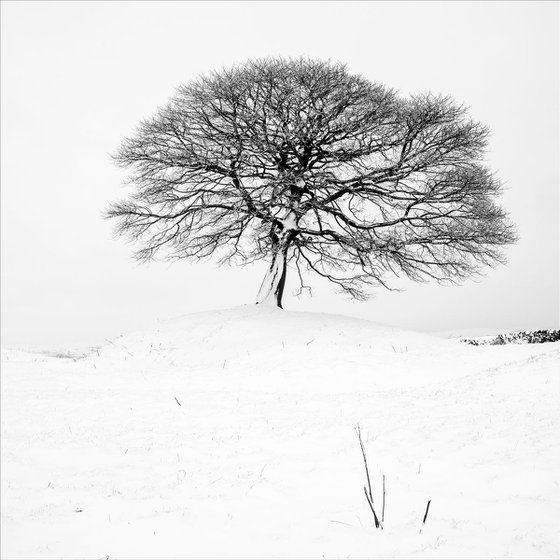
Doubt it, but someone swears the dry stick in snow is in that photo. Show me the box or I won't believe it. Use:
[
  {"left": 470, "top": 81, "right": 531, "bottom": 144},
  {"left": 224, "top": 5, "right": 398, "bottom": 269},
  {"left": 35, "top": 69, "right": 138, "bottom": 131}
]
[
  {"left": 382, "top": 474, "right": 386, "bottom": 524},
  {"left": 355, "top": 424, "right": 381, "bottom": 529},
  {"left": 419, "top": 499, "right": 432, "bottom": 534},
  {"left": 363, "top": 487, "right": 380, "bottom": 529}
]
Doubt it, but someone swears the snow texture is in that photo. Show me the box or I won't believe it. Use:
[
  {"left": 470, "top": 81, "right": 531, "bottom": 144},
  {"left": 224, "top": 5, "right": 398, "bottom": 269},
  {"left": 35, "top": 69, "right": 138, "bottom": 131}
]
[{"left": 2, "top": 305, "right": 559, "bottom": 558}]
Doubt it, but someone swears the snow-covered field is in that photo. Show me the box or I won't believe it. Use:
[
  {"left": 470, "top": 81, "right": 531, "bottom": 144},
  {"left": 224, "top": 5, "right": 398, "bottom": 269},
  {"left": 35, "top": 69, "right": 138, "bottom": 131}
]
[{"left": 2, "top": 306, "right": 559, "bottom": 559}]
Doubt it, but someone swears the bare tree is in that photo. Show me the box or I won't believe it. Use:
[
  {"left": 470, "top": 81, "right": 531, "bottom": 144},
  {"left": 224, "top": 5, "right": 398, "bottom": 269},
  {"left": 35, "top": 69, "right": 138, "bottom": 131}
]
[{"left": 107, "top": 58, "right": 516, "bottom": 308}]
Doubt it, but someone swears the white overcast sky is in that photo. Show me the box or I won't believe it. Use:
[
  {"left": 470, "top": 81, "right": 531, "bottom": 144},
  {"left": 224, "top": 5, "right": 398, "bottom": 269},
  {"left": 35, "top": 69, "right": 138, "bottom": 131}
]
[{"left": 1, "top": 1, "right": 558, "bottom": 348}]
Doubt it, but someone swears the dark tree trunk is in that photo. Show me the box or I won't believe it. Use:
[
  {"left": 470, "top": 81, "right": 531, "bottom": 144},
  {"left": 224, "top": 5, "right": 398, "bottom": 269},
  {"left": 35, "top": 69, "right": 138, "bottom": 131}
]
[
  {"left": 255, "top": 227, "right": 296, "bottom": 308},
  {"left": 255, "top": 246, "right": 288, "bottom": 308}
]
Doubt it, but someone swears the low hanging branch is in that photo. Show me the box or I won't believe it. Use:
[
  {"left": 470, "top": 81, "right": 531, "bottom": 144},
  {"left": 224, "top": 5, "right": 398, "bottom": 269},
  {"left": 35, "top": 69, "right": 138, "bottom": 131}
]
[{"left": 107, "top": 57, "right": 517, "bottom": 308}]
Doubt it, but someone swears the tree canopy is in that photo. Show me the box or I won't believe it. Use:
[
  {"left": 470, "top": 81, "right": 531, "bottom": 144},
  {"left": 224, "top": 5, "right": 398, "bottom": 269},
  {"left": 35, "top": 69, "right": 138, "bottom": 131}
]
[{"left": 107, "top": 57, "right": 516, "bottom": 307}]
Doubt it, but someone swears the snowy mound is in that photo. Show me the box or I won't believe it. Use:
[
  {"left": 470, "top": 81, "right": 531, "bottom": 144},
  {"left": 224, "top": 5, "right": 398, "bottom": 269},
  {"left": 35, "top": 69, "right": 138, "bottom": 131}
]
[
  {"left": 101, "top": 304, "right": 440, "bottom": 362},
  {"left": 96, "top": 305, "right": 497, "bottom": 391},
  {"left": 2, "top": 307, "right": 559, "bottom": 558}
]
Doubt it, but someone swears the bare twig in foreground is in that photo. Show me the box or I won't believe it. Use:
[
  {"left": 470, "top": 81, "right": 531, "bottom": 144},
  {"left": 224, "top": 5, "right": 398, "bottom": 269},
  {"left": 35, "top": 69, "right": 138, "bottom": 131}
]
[
  {"left": 355, "top": 424, "right": 382, "bottom": 529},
  {"left": 419, "top": 499, "right": 432, "bottom": 534}
]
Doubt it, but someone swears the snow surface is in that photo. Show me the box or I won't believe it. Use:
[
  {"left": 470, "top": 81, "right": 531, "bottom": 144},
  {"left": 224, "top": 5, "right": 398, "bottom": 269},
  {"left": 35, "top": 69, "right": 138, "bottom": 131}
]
[{"left": 1, "top": 305, "right": 559, "bottom": 559}]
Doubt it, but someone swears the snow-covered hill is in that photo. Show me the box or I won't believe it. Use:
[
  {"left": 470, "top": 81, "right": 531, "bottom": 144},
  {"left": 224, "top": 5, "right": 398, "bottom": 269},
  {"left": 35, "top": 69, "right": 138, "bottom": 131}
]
[{"left": 2, "top": 306, "right": 559, "bottom": 558}]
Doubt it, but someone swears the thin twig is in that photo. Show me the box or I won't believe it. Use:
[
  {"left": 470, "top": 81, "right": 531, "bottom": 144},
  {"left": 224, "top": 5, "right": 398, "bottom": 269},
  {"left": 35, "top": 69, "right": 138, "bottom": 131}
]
[
  {"left": 330, "top": 520, "right": 353, "bottom": 527},
  {"left": 355, "top": 424, "right": 381, "bottom": 529},
  {"left": 382, "top": 474, "right": 386, "bottom": 524},
  {"left": 355, "top": 425, "right": 373, "bottom": 501},
  {"left": 419, "top": 499, "right": 432, "bottom": 534},
  {"left": 363, "top": 487, "right": 381, "bottom": 528}
]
